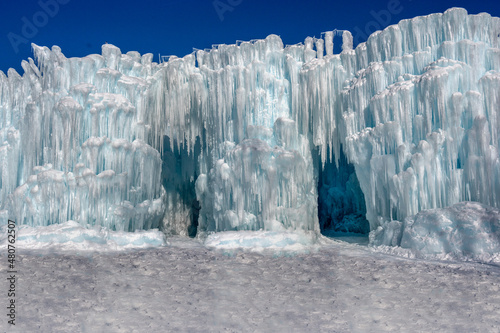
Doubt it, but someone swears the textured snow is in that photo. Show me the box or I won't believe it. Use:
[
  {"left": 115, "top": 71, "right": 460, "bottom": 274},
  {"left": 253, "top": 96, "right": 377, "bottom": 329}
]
[
  {"left": 1, "top": 8, "right": 500, "bottom": 259},
  {"left": 2, "top": 240, "right": 500, "bottom": 332}
]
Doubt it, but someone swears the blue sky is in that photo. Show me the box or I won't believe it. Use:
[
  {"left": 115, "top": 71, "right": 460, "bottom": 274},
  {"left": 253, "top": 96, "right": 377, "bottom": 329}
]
[{"left": 1, "top": 0, "right": 499, "bottom": 74}]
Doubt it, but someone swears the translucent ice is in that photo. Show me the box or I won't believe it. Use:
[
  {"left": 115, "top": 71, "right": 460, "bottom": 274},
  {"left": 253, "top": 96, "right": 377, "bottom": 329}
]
[
  {"left": 195, "top": 117, "right": 318, "bottom": 235},
  {"left": 0, "top": 8, "right": 499, "bottom": 257}
]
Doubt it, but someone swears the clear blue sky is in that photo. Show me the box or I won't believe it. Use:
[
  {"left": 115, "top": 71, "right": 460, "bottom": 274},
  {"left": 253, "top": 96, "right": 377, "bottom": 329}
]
[{"left": 1, "top": 0, "right": 499, "bottom": 74}]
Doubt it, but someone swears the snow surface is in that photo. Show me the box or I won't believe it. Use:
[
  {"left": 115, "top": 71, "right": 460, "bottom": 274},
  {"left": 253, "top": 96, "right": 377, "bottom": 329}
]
[{"left": 2, "top": 239, "right": 500, "bottom": 332}]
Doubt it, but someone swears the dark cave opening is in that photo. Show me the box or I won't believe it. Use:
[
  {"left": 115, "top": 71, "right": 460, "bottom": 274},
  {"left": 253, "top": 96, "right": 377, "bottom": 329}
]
[
  {"left": 317, "top": 148, "right": 370, "bottom": 242},
  {"left": 161, "top": 136, "right": 202, "bottom": 238}
]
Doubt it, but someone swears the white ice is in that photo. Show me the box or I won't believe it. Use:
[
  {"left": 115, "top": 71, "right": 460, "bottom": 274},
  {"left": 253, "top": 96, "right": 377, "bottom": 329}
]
[
  {"left": 0, "top": 221, "right": 166, "bottom": 252},
  {"left": 371, "top": 201, "right": 500, "bottom": 263}
]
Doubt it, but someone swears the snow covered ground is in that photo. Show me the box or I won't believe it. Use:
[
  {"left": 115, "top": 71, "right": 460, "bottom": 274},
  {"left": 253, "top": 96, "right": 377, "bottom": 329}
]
[{"left": 2, "top": 235, "right": 500, "bottom": 332}]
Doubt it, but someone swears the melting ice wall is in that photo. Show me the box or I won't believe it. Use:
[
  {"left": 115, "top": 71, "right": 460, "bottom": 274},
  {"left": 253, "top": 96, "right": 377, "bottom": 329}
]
[{"left": 0, "top": 8, "right": 499, "bottom": 242}]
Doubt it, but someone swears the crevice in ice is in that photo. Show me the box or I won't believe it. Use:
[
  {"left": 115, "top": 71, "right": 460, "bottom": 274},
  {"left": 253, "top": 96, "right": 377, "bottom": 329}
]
[
  {"left": 161, "top": 136, "right": 202, "bottom": 237},
  {"left": 317, "top": 148, "right": 369, "bottom": 236}
]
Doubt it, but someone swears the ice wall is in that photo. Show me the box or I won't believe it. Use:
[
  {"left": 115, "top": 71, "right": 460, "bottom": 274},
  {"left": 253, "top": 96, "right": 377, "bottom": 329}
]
[
  {"left": 298, "top": 8, "right": 500, "bottom": 233},
  {"left": 0, "top": 8, "right": 499, "bottom": 241},
  {"left": 195, "top": 118, "right": 318, "bottom": 235},
  {"left": 142, "top": 35, "right": 320, "bottom": 234},
  {"left": 0, "top": 45, "right": 165, "bottom": 230}
]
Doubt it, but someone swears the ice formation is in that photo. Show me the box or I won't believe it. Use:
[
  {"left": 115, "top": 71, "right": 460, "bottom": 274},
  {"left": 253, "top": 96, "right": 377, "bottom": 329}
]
[
  {"left": 0, "top": 220, "right": 167, "bottom": 251},
  {"left": 371, "top": 201, "right": 500, "bottom": 261},
  {"left": 1, "top": 8, "right": 500, "bottom": 256}
]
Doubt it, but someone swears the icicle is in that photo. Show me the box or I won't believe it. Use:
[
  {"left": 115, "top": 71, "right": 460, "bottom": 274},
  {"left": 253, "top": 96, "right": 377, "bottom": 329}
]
[{"left": 1, "top": 9, "right": 499, "bottom": 241}]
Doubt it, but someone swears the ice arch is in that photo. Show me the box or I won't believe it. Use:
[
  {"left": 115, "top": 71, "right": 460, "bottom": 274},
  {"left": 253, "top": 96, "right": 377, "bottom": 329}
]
[{"left": 0, "top": 8, "right": 499, "bottom": 245}]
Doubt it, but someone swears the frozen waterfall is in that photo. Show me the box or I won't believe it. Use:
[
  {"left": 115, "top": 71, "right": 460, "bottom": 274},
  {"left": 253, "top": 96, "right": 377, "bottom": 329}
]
[{"left": 1, "top": 8, "right": 499, "bottom": 254}]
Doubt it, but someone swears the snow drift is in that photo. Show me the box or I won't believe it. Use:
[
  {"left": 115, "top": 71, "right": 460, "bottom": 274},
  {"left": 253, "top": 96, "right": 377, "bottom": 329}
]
[{"left": 371, "top": 201, "right": 500, "bottom": 262}]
